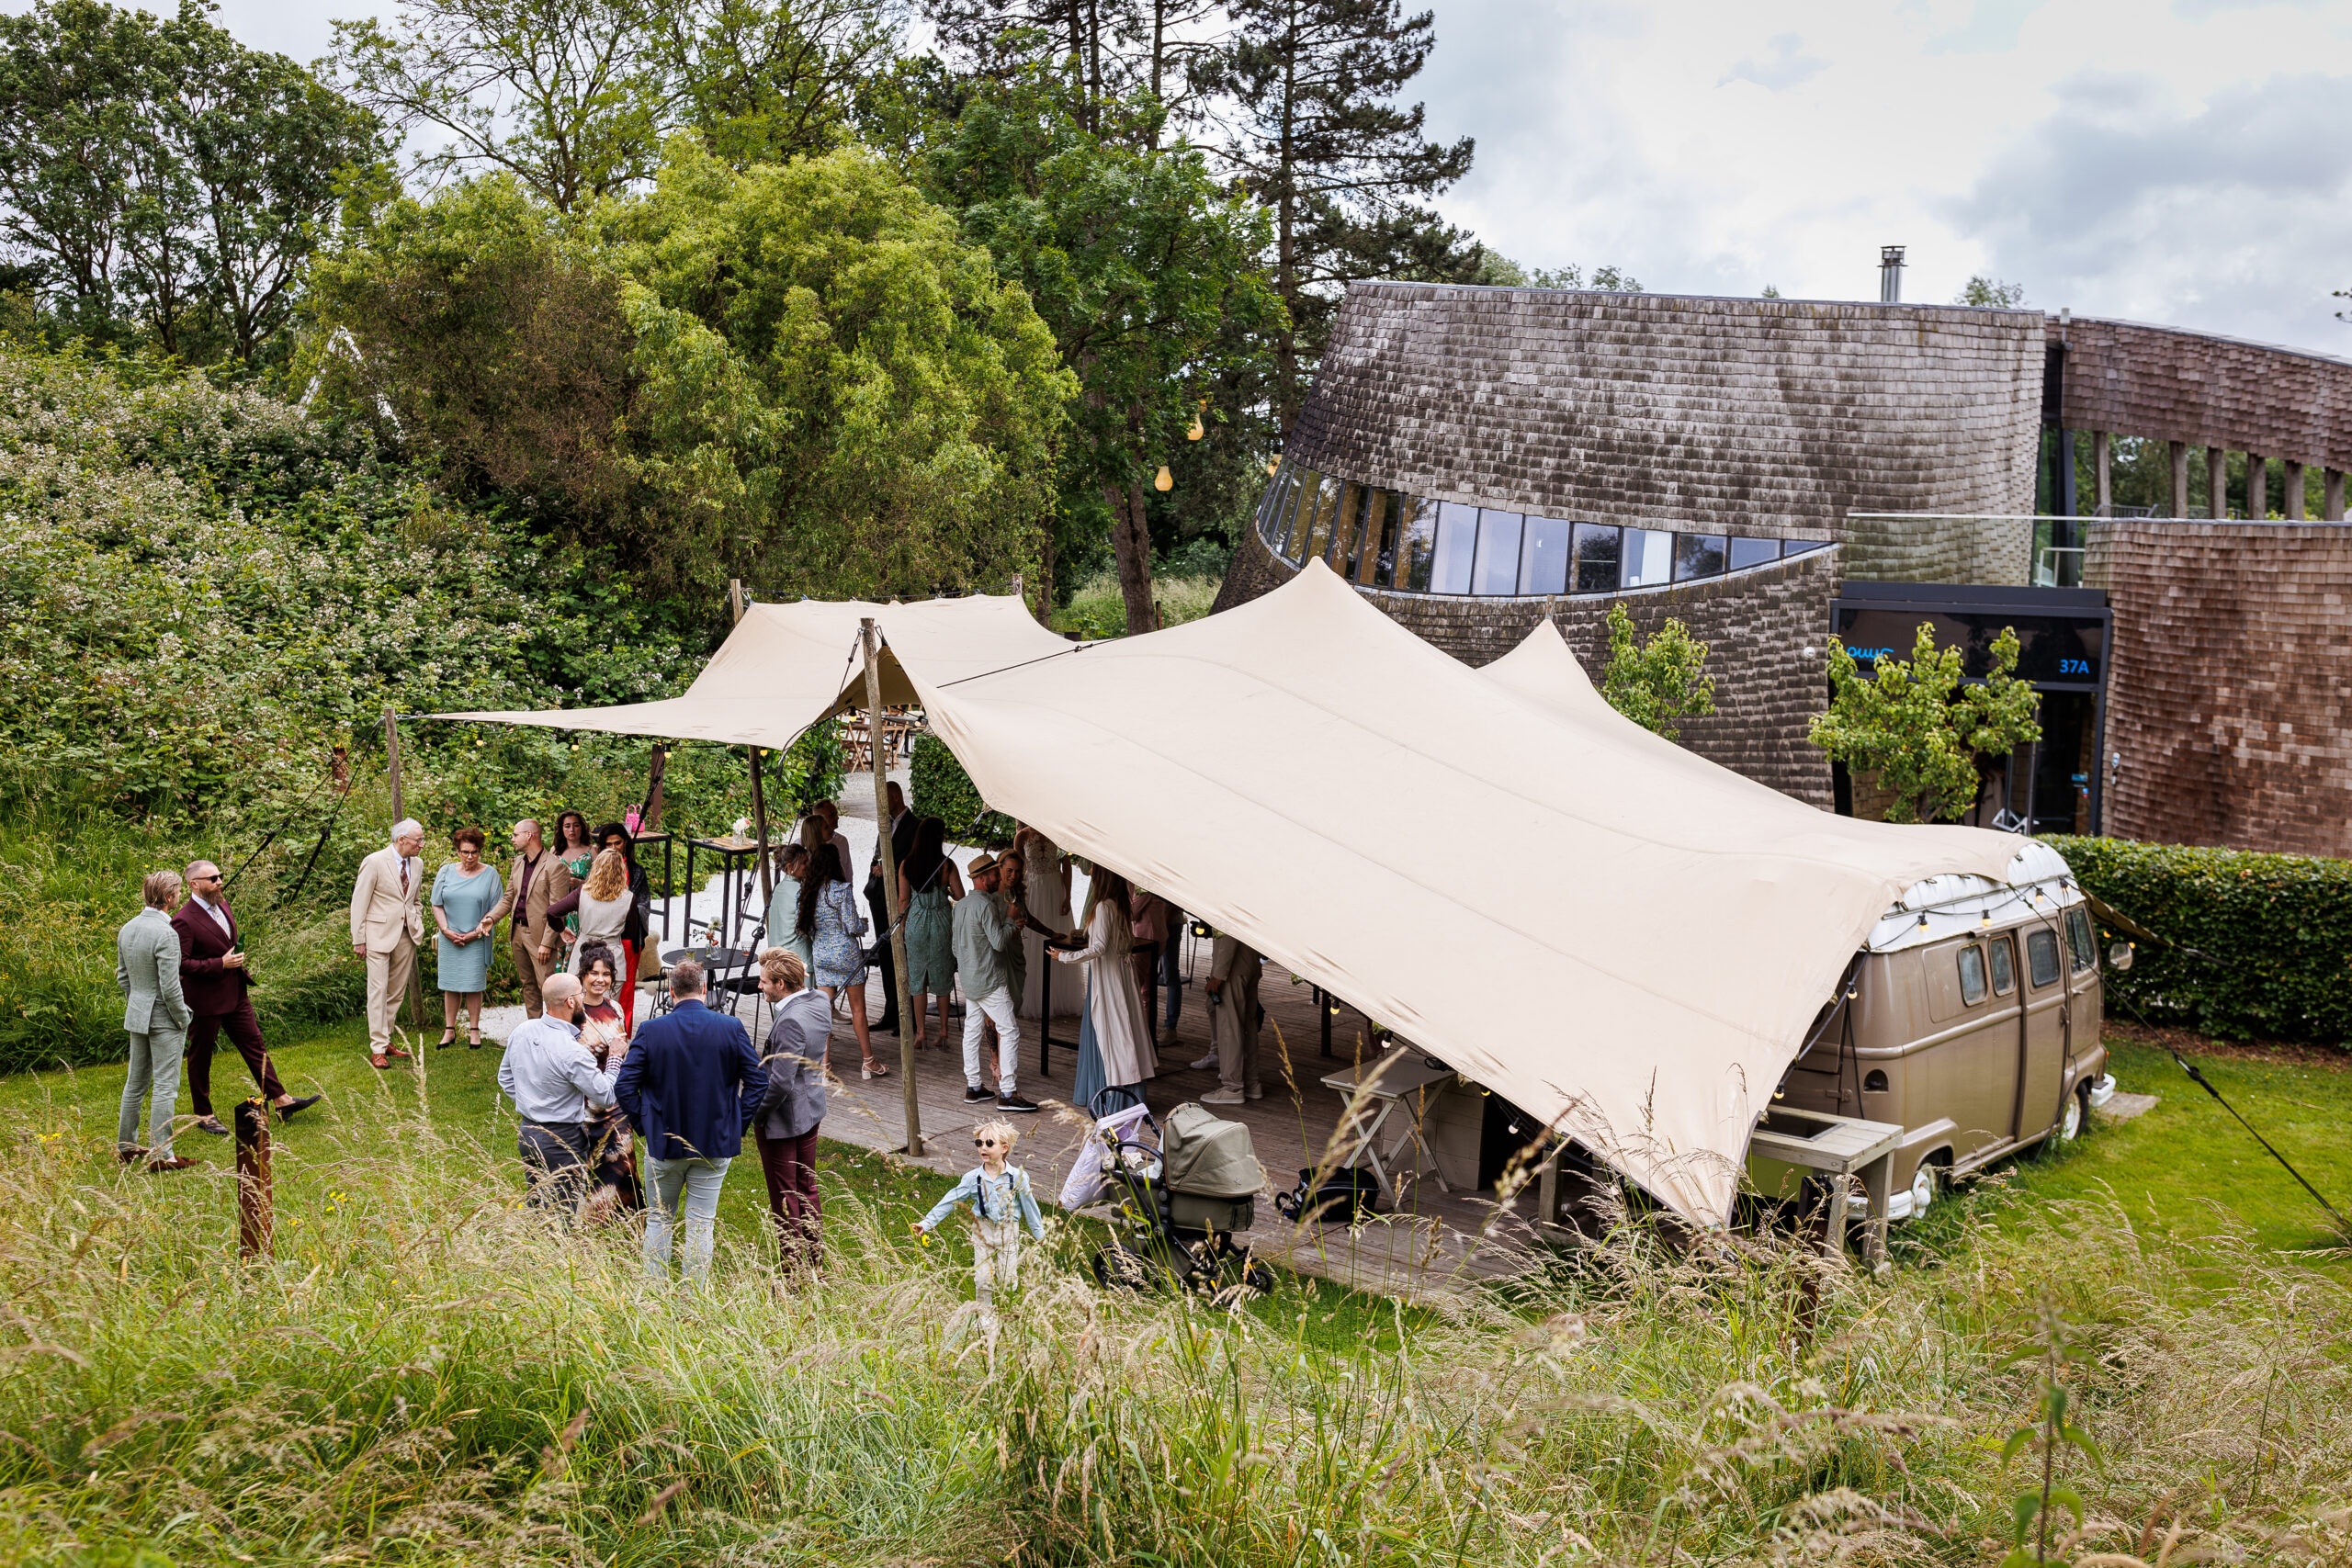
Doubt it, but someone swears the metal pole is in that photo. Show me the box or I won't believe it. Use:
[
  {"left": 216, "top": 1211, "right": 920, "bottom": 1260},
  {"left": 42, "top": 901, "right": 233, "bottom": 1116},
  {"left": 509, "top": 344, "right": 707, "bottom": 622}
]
[
  {"left": 234, "top": 1099, "right": 272, "bottom": 1259},
  {"left": 382, "top": 710, "right": 424, "bottom": 1027},
  {"left": 864, "top": 619, "right": 922, "bottom": 1156},
  {"left": 728, "top": 592, "right": 775, "bottom": 923}
]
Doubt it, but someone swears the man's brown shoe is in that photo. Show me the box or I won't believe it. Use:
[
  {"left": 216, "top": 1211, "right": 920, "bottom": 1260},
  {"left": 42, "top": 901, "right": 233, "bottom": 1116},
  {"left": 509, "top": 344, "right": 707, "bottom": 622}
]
[
  {"left": 145, "top": 1156, "right": 199, "bottom": 1172},
  {"left": 370, "top": 1054, "right": 391, "bottom": 1070},
  {"left": 116, "top": 1146, "right": 148, "bottom": 1166}
]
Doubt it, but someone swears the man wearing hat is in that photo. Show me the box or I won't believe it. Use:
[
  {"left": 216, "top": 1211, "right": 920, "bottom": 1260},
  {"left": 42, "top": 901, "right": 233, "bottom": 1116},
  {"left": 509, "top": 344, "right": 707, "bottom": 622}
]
[{"left": 951, "top": 852, "right": 1035, "bottom": 1112}]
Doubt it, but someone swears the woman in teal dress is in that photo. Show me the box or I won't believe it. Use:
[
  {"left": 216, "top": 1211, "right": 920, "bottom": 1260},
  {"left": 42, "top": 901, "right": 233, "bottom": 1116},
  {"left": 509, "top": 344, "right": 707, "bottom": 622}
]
[
  {"left": 763, "top": 843, "right": 813, "bottom": 974},
  {"left": 897, "top": 817, "right": 964, "bottom": 1048},
  {"left": 432, "top": 827, "right": 505, "bottom": 1048}
]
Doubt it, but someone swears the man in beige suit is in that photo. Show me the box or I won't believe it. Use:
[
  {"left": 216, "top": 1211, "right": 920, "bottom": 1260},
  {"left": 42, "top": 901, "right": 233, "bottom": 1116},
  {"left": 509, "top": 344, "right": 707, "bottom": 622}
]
[
  {"left": 352, "top": 819, "right": 426, "bottom": 1068},
  {"left": 488, "top": 818, "right": 577, "bottom": 1020}
]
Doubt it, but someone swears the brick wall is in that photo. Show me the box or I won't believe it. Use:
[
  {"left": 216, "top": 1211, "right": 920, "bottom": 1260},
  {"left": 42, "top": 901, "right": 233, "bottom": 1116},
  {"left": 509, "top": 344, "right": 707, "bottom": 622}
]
[
  {"left": 1218, "top": 525, "right": 1841, "bottom": 807},
  {"left": 1287, "top": 284, "right": 2043, "bottom": 533},
  {"left": 2054, "top": 317, "right": 2352, "bottom": 470},
  {"left": 2086, "top": 520, "right": 2352, "bottom": 855}
]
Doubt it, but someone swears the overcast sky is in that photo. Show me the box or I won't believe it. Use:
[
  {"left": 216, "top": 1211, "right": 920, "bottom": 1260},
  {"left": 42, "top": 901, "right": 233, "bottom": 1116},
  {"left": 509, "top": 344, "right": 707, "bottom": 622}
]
[{"left": 73, "top": 0, "right": 2352, "bottom": 356}]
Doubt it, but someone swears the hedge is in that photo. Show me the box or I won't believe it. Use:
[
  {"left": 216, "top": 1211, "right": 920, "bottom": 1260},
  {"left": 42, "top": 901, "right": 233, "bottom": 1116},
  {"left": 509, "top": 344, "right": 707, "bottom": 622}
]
[
  {"left": 2043, "top": 834, "right": 2352, "bottom": 1046},
  {"left": 908, "top": 734, "right": 1016, "bottom": 848}
]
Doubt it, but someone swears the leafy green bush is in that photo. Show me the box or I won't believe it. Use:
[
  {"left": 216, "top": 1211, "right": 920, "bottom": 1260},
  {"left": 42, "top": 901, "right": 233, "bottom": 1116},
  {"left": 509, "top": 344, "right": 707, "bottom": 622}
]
[
  {"left": 2045, "top": 834, "right": 2352, "bottom": 1045},
  {"left": 1048, "top": 570, "right": 1220, "bottom": 638},
  {"left": 908, "top": 733, "right": 1014, "bottom": 847}
]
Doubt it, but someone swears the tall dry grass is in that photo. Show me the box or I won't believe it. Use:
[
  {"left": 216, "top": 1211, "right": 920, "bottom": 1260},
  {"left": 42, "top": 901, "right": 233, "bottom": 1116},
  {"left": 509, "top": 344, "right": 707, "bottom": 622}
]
[{"left": 0, "top": 1088, "right": 2346, "bottom": 1566}]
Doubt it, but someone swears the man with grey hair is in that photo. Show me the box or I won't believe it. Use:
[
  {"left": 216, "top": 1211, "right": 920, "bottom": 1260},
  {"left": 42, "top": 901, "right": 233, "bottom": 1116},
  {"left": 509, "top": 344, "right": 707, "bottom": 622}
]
[
  {"left": 117, "top": 870, "right": 195, "bottom": 1169},
  {"left": 495, "top": 972, "right": 612, "bottom": 1212},
  {"left": 617, "top": 958, "right": 765, "bottom": 1281},
  {"left": 351, "top": 818, "right": 427, "bottom": 1069}
]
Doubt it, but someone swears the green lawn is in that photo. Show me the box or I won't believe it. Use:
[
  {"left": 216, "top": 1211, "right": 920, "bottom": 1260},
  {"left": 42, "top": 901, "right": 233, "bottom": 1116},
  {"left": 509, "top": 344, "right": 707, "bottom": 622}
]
[
  {"left": 0, "top": 1011, "right": 1413, "bottom": 1344},
  {"left": 1908, "top": 1036, "right": 2352, "bottom": 1258}
]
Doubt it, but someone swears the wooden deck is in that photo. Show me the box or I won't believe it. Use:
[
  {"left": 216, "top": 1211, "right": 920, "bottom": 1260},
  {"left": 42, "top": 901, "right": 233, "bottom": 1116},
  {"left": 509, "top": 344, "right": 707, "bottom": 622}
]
[{"left": 701, "top": 928, "right": 1558, "bottom": 1302}]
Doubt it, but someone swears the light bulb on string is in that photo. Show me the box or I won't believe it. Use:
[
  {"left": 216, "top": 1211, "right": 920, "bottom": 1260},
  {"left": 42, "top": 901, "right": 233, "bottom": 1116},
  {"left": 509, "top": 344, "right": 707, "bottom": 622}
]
[
  {"left": 1264, "top": 457, "right": 1280, "bottom": 476},
  {"left": 1154, "top": 465, "right": 1173, "bottom": 491},
  {"left": 1187, "top": 398, "right": 1205, "bottom": 441}
]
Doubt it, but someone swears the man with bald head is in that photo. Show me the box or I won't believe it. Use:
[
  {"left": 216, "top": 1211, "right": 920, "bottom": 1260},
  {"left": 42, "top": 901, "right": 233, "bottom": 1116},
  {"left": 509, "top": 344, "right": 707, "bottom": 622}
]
[
  {"left": 489, "top": 818, "right": 577, "bottom": 1021},
  {"left": 171, "top": 859, "right": 320, "bottom": 1134},
  {"left": 351, "top": 818, "right": 427, "bottom": 1069}
]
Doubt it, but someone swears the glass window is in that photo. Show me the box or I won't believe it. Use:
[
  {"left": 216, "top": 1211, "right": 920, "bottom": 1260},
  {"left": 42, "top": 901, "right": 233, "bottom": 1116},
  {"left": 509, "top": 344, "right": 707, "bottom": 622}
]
[
  {"left": 1276, "top": 470, "right": 1315, "bottom": 561},
  {"left": 1358, "top": 491, "right": 1394, "bottom": 585},
  {"left": 1329, "top": 482, "right": 1363, "bottom": 570},
  {"left": 1397, "top": 497, "right": 1436, "bottom": 591},
  {"left": 1572, "top": 524, "right": 1621, "bottom": 592},
  {"left": 1430, "top": 502, "right": 1479, "bottom": 593},
  {"left": 2026, "top": 928, "right": 2062, "bottom": 987},
  {"left": 1958, "top": 944, "right": 1988, "bottom": 1005},
  {"left": 1520, "top": 515, "right": 1572, "bottom": 595},
  {"left": 1300, "top": 475, "right": 1340, "bottom": 564},
  {"left": 1258, "top": 462, "right": 1291, "bottom": 541},
  {"left": 1674, "top": 534, "right": 1727, "bottom": 581},
  {"left": 1728, "top": 536, "right": 1779, "bottom": 571},
  {"left": 2065, "top": 907, "right": 2096, "bottom": 974},
  {"left": 1783, "top": 537, "right": 1829, "bottom": 557},
  {"left": 1988, "top": 934, "right": 2016, "bottom": 995},
  {"left": 1472, "top": 510, "right": 1523, "bottom": 594},
  {"left": 1623, "top": 528, "right": 1674, "bottom": 587}
]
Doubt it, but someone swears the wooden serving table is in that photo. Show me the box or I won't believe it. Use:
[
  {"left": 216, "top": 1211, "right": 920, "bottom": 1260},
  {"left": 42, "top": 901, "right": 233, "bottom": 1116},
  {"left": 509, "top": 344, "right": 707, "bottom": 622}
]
[
  {"left": 1319, "top": 1051, "right": 1459, "bottom": 1204},
  {"left": 1747, "top": 1106, "right": 1904, "bottom": 1270}
]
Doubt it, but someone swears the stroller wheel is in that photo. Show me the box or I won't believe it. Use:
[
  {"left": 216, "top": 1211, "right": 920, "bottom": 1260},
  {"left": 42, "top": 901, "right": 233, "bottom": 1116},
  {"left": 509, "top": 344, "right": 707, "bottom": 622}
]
[{"left": 1091, "top": 1244, "right": 1154, "bottom": 1291}]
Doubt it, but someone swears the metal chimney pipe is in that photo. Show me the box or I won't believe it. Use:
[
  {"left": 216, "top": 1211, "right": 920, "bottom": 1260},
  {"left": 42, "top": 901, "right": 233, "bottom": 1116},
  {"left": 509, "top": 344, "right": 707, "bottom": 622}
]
[{"left": 1879, "top": 245, "right": 1905, "bottom": 303}]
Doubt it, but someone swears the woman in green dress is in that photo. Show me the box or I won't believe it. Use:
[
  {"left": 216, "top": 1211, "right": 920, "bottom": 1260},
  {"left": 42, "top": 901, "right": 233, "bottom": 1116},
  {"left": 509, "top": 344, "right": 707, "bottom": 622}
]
[
  {"left": 897, "top": 817, "right": 964, "bottom": 1049},
  {"left": 551, "top": 810, "right": 595, "bottom": 964}
]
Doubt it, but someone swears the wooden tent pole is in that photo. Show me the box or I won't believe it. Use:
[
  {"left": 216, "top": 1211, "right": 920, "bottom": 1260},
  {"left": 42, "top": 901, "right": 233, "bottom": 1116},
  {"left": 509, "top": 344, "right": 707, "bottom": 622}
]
[
  {"left": 729, "top": 589, "right": 774, "bottom": 917},
  {"left": 864, "top": 617, "right": 922, "bottom": 1156}
]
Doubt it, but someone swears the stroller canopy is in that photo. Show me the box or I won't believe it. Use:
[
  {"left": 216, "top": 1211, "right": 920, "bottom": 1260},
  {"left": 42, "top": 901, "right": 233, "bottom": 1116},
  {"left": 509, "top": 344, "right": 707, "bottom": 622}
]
[{"left": 1161, "top": 1102, "right": 1268, "bottom": 1199}]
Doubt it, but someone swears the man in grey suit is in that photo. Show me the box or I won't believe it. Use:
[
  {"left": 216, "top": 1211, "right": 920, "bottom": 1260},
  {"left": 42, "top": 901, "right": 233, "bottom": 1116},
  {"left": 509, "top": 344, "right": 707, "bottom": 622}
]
[{"left": 117, "top": 870, "right": 198, "bottom": 1170}]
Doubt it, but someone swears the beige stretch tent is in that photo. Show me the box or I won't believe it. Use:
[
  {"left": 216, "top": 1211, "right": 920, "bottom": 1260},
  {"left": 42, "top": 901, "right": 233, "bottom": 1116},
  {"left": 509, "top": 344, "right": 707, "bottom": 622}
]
[{"left": 447, "top": 559, "right": 2026, "bottom": 1224}]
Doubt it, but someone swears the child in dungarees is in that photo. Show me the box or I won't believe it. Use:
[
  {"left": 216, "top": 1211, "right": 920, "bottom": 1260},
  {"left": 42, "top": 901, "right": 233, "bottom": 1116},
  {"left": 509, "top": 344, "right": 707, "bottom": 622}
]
[{"left": 914, "top": 1119, "right": 1046, "bottom": 1321}]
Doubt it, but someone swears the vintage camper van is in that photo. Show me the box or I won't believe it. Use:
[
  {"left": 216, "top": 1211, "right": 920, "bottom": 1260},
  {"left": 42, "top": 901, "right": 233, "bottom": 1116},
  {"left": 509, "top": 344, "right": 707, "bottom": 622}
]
[{"left": 1767, "top": 840, "right": 2116, "bottom": 1222}]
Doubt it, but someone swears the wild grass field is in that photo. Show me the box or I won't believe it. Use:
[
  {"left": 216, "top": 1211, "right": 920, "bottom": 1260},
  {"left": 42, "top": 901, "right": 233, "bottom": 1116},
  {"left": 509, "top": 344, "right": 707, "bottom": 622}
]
[{"left": 1, "top": 1021, "right": 2347, "bottom": 1566}]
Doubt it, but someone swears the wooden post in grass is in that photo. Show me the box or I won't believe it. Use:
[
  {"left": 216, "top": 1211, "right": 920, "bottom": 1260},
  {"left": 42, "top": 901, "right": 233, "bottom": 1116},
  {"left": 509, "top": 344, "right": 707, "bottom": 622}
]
[
  {"left": 234, "top": 1099, "right": 272, "bottom": 1258},
  {"left": 382, "top": 709, "right": 425, "bottom": 1029},
  {"left": 864, "top": 617, "right": 922, "bottom": 1156}
]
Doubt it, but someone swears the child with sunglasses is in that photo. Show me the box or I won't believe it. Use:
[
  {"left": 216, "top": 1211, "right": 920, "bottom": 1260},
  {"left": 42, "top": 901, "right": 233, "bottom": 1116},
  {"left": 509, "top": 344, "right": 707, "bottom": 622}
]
[{"left": 913, "top": 1119, "right": 1047, "bottom": 1314}]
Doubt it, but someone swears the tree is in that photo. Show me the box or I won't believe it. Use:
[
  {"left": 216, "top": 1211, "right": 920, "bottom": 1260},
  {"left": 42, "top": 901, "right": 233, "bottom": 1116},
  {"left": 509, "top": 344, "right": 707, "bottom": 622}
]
[
  {"left": 315, "top": 146, "right": 1074, "bottom": 598},
  {"left": 605, "top": 143, "right": 1073, "bottom": 596},
  {"left": 1219, "top": 0, "right": 1473, "bottom": 431},
  {"left": 329, "top": 0, "right": 666, "bottom": 211},
  {"left": 1471, "top": 252, "right": 1642, "bottom": 292},
  {"left": 922, "top": 0, "right": 1225, "bottom": 141},
  {"left": 1956, "top": 274, "right": 2026, "bottom": 308},
  {"left": 0, "top": 0, "right": 379, "bottom": 364},
  {"left": 922, "top": 73, "right": 1277, "bottom": 630},
  {"left": 1600, "top": 603, "right": 1715, "bottom": 742},
  {"left": 1809, "top": 621, "right": 2042, "bottom": 824},
  {"left": 328, "top": 0, "right": 898, "bottom": 209}
]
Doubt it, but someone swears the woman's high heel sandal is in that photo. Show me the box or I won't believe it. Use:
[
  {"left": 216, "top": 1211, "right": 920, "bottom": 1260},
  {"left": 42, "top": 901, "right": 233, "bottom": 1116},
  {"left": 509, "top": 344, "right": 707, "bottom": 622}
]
[
  {"left": 436, "top": 1030, "right": 457, "bottom": 1050},
  {"left": 466, "top": 1026, "right": 481, "bottom": 1049},
  {"left": 862, "top": 1058, "right": 890, "bottom": 1080}
]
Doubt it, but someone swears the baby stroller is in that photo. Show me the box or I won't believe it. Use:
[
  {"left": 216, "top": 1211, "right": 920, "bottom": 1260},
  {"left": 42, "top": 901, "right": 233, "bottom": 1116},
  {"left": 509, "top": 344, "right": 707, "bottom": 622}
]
[{"left": 1090, "top": 1101, "right": 1277, "bottom": 1299}]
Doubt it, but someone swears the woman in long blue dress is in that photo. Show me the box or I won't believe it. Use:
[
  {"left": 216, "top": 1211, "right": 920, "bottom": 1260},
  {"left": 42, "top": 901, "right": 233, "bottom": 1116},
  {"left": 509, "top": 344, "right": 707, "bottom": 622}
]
[
  {"left": 763, "top": 843, "right": 812, "bottom": 975},
  {"left": 798, "top": 841, "right": 886, "bottom": 1080},
  {"left": 431, "top": 827, "right": 504, "bottom": 1049}
]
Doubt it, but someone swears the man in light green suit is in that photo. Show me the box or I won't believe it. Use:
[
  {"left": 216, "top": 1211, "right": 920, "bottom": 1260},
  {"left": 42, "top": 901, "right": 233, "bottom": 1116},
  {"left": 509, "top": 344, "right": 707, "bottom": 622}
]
[{"left": 117, "top": 870, "right": 197, "bottom": 1170}]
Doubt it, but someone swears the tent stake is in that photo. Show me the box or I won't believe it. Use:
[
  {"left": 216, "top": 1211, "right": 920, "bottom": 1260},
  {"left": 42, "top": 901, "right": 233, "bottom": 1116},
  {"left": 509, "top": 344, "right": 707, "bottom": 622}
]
[{"left": 864, "top": 618, "right": 922, "bottom": 1156}]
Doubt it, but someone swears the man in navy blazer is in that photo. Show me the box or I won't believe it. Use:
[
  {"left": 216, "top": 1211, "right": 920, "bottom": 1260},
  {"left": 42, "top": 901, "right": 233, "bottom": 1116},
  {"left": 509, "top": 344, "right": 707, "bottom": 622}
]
[{"left": 616, "top": 958, "right": 765, "bottom": 1281}]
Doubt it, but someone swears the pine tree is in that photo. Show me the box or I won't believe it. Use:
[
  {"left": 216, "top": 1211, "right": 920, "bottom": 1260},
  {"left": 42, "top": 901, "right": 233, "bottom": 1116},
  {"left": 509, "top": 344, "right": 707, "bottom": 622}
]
[
  {"left": 922, "top": 0, "right": 1221, "bottom": 141},
  {"left": 1219, "top": 0, "right": 1473, "bottom": 431}
]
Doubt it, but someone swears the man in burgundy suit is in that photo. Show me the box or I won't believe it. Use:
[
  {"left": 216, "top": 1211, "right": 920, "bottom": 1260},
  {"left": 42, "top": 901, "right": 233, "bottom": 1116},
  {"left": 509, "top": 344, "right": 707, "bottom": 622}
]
[{"left": 172, "top": 861, "right": 321, "bottom": 1134}]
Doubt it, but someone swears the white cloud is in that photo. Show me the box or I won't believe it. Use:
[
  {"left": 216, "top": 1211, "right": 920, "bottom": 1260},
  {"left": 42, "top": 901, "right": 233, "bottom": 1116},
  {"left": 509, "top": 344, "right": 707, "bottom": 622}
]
[{"left": 1419, "top": 0, "right": 2352, "bottom": 353}]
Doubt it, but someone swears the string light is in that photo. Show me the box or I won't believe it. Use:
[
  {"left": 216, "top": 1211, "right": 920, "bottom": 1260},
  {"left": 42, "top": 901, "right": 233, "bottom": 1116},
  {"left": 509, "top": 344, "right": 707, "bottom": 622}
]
[
  {"left": 1154, "top": 465, "right": 1173, "bottom": 491},
  {"left": 1187, "top": 399, "right": 1205, "bottom": 441},
  {"left": 1264, "top": 457, "right": 1280, "bottom": 476}
]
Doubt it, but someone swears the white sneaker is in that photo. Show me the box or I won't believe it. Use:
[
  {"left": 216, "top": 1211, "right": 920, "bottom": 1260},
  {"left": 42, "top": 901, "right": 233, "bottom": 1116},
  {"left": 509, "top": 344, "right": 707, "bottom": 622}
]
[
  {"left": 1189, "top": 1054, "right": 1218, "bottom": 1071},
  {"left": 1199, "top": 1088, "right": 1245, "bottom": 1106}
]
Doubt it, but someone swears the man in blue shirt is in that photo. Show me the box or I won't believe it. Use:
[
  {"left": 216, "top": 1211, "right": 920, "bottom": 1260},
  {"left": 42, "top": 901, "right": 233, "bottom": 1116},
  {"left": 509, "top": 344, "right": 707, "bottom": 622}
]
[
  {"left": 616, "top": 958, "right": 765, "bottom": 1281},
  {"left": 495, "top": 972, "right": 612, "bottom": 1212}
]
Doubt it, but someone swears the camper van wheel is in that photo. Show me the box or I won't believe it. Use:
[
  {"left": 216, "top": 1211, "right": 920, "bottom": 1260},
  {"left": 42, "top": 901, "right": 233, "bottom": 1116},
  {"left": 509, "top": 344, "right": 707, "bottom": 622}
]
[
  {"left": 1906, "top": 1162, "right": 1938, "bottom": 1220},
  {"left": 2059, "top": 1081, "right": 2090, "bottom": 1142}
]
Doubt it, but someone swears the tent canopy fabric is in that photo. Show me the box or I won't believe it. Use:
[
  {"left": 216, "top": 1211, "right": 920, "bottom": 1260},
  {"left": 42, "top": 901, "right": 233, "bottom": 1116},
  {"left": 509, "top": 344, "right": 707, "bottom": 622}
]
[{"left": 439, "top": 561, "right": 2032, "bottom": 1224}]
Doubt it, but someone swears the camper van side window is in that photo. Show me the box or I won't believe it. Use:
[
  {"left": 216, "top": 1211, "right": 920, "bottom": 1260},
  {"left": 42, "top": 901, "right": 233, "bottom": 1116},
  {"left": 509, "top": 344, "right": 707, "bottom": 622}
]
[
  {"left": 1988, "top": 935, "right": 2016, "bottom": 995},
  {"left": 2026, "top": 929, "right": 2062, "bottom": 987},
  {"left": 2064, "top": 907, "right": 2096, "bottom": 974},
  {"left": 1957, "top": 944, "right": 1988, "bottom": 1005}
]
